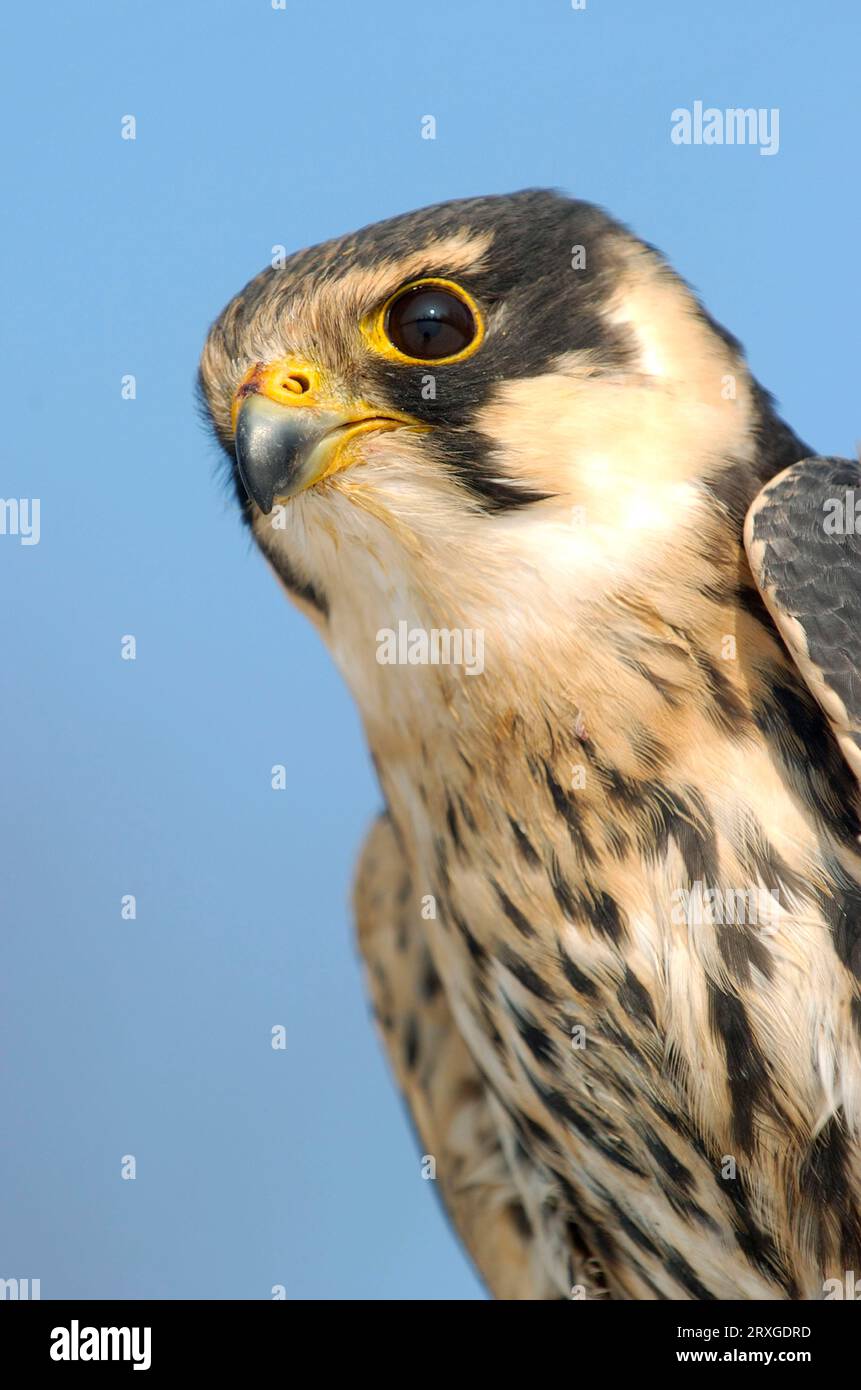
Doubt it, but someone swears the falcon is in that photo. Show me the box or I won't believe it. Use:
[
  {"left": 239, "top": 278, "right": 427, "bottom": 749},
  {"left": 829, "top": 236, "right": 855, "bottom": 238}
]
[{"left": 199, "top": 190, "right": 861, "bottom": 1300}]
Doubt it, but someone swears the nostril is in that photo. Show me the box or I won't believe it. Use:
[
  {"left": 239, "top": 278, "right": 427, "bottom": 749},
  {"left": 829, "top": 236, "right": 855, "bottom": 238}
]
[{"left": 281, "top": 373, "right": 310, "bottom": 395}]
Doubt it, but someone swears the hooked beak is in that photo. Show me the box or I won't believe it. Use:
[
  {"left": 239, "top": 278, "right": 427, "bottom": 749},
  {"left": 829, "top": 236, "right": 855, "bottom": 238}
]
[{"left": 231, "top": 359, "right": 423, "bottom": 514}]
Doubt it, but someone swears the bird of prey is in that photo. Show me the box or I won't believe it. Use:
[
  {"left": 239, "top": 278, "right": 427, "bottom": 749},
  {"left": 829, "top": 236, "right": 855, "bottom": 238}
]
[{"left": 199, "top": 190, "right": 861, "bottom": 1300}]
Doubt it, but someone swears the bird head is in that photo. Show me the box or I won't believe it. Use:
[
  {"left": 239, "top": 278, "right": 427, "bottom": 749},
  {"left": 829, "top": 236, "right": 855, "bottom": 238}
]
[{"left": 198, "top": 191, "right": 806, "bottom": 735}]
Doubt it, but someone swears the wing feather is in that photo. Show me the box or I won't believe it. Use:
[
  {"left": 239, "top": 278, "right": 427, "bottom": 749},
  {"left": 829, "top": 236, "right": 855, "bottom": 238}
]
[{"left": 745, "top": 455, "right": 861, "bottom": 787}]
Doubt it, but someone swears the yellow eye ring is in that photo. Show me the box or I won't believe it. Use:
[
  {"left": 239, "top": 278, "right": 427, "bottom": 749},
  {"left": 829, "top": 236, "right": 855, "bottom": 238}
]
[{"left": 362, "top": 277, "right": 485, "bottom": 366}]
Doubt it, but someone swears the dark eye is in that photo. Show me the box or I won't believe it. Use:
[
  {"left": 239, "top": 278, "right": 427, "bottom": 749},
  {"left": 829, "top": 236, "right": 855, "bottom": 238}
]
[{"left": 384, "top": 283, "right": 478, "bottom": 360}]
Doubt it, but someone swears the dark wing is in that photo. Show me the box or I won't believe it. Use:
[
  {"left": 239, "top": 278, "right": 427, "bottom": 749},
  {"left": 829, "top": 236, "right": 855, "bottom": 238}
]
[{"left": 744, "top": 455, "right": 861, "bottom": 785}]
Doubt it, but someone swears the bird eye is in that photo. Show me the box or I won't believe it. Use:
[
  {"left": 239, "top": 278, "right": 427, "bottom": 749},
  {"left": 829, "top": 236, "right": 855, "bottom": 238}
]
[{"left": 382, "top": 280, "right": 481, "bottom": 362}]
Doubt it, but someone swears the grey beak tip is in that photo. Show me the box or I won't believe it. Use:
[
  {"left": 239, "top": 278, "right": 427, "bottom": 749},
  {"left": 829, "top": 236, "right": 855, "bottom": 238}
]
[
  {"left": 238, "top": 463, "right": 274, "bottom": 515},
  {"left": 234, "top": 394, "right": 310, "bottom": 514}
]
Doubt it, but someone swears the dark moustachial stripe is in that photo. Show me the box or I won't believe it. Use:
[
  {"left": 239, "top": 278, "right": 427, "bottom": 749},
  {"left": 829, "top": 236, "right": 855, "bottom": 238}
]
[
  {"left": 432, "top": 430, "right": 555, "bottom": 512},
  {"left": 254, "top": 525, "right": 329, "bottom": 618}
]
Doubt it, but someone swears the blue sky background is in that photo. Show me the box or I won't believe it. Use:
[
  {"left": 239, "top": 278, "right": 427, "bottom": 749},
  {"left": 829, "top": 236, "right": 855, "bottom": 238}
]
[{"left": 1, "top": 0, "right": 858, "bottom": 1300}]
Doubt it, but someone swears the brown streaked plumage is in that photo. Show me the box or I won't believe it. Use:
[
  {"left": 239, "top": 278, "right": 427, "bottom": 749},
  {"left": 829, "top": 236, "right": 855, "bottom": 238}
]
[{"left": 199, "top": 190, "right": 861, "bottom": 1299}]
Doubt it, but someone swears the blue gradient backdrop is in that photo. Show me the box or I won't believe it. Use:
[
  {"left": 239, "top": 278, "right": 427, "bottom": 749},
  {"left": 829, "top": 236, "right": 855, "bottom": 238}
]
[{"left": 1, "top": 0, "right": 858, "bottom": 1299}]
